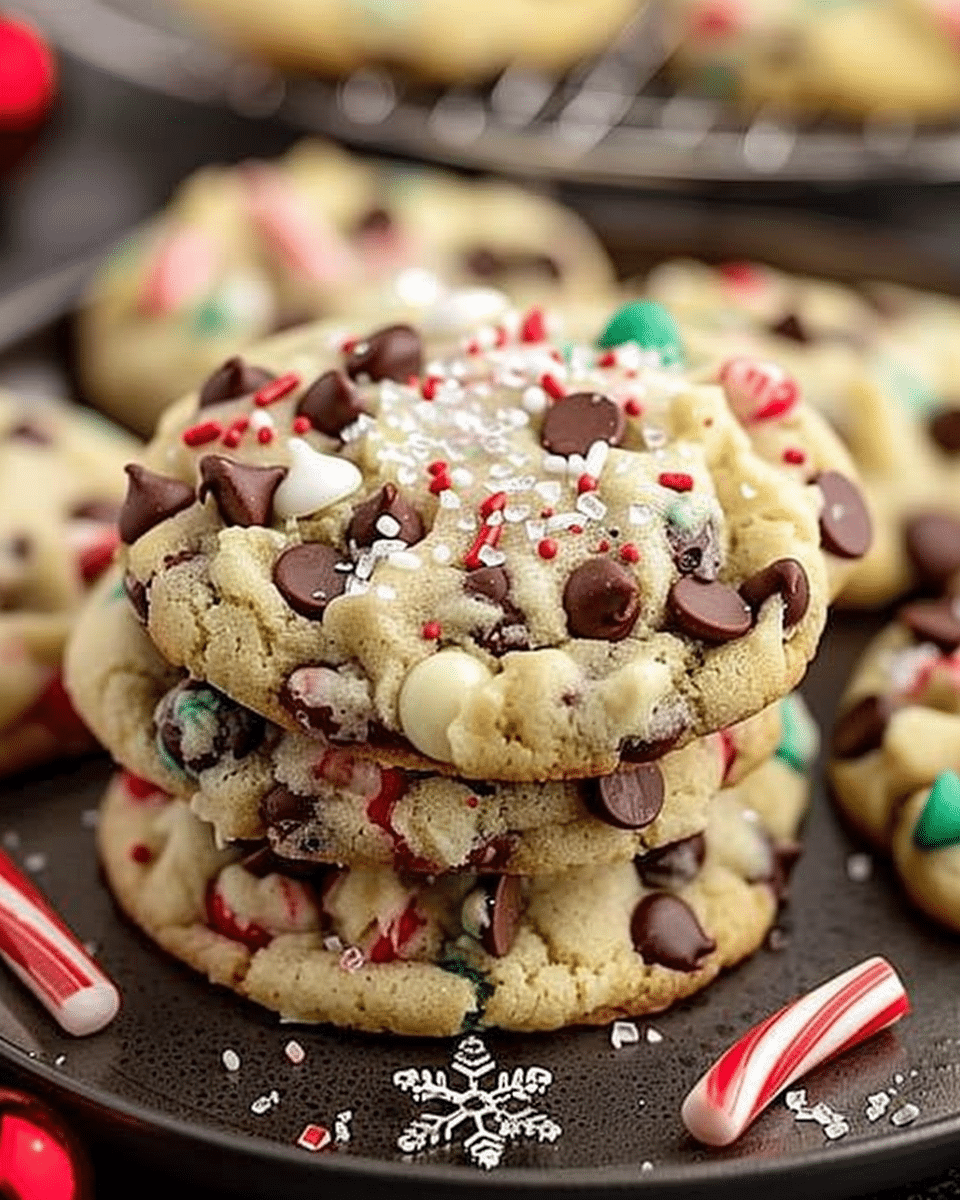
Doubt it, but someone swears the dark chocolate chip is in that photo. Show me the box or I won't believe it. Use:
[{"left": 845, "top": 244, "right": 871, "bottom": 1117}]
[
  {"left": 630, "top": 893, "right": 715, "bottom": 972},
  {"left": 478, "top": 875, "right": 524, "bottom": 958},
  {"left": 124, "top": 571, "right": 149, "bottom": 623},
  {"left": 354, "top": 206, "right": 394, "bottom": 237},
  {"left": 929, "top": 407, "right": 960, "bottom": 455},
  {"left": 831, "top": 695, "right": 895, "bottom": 759},
  {"left": 5, "top": 534, "right": 30, "bottom": 560},
  {"left": 296, "top": 371, "right": 365, "bottom": 438},
  {"left": 583, "top": 763, "right": 664, "bottom": 830},
  {"left": 273, "top": 544, "right": 348, "bottom": 620},
  {"left": 198, "top": 455, "right": 287, "bottom": 528},
  {"left": 259, "top": 784, "right": 314, "bottom": 827},
  {"left": 71, "top": 500, "right": 121, "bottom": 523},
  {"left": 739, "top": 558, "right": 810, "bottom": 628},
  {"left": 346, "top": 482, "right": 424, "bottom": 548},
  {"left": 198, "top": 357, "right": 274, "bottom": 408},
  {"left": 667, "top": 524, "right": 720, "bottom": 582},
  {"left": 464, "top": 566, "right": 511, "bottom": 604},
  {"left": 540, "top": 392, "right": 625, "bottom": 458},
  {"left": 815, "top": 471, "right": 872, "bottom": 559},
  {"left": 620, "top": 730, "right": 683, "bottom": 763},
  {"left": 905, "top": 512, "right": 960, "bottom": 586},
  {"left": 635, "top": 834, "right": 706, "bottom": 890},
  {"left": 563, "top": 558, "right": 640, "bottom": 641},
  {"left": 463, "top": 247, "right": 561, "bottom": 281},
  {"left": 668, "top": 577, "right": 752, "bottom": 643},
  {"left": 769, "top": 312, "right": 810, "bottom": 343},
  {"left": 900, "top": 597, "right": 960, "bottom": 652},
  {"left": 270, "top": 307, "right": 316, "bottom": 336},
  {"left": 5, "top": 421, "right": 51, "bottom": 445},
  {"left": 154, "top": 679, "right": 266, "bottom": 777},
  {"left": 118, "top": 464, "right": 195, "bottom": 544},
  {"left": 345, "top": 324, "right": 423, "bottom": 383}
]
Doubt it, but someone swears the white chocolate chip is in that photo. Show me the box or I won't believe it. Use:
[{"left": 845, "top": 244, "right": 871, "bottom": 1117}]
[
  {"left": 273, "top": 439, "right": 362, "bottom": 519},
  {"left": 398, "top": 650, "right": 493, "bottom": 762}
]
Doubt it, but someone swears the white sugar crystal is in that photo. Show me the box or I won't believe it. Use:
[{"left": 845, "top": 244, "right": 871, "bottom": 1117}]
[
  {"left": 866, "top": 1092, "right": 890, "bottom": 1121},
  {"left": 387, "top": 551, "right": 422, "bottom": 570},
  {"left": 640, "top": 1161, "right": 654, "bottom": 1172},
  {"left": 485, "top": 510, "right": 505, "bottom": 528},
  {"left": 334, "top": 1111, "right": 353, "bottom": 1143},
  {"left": 396, "top": 466, "right": 418, "bottom": 486},
  {"left": 785, "top": 1089, "right": 808, "bottom": 1112},
  {"left": 846, "top": 853, "right": 872, "bottom": 882},
  {"left": 543, "top": 453, "right": 568, "bottom": 475},
  {"left": 249, "top": 409, "right": 274, "bottom": 431},
  {"left": 221, "top": 1049, "right": 241, "bottom": 1072},
  {"left": 740, "top": 482, "right": 757, "bottom": 500},
  {"left": 566, "top": 453, "right": 587, "bottom": 478},
  {"left": 576, "top": 493, "right": 607, "bottom": 522},
  {"left": 645, "top": 1027, "right": 663, "bottom": 1044},
  {"left": 375, "top": 585, "right": 397, "bottom": 600},
  {"left": 525, "top": 520, "right": 546, "bottom": 542},
  {"left": 375, "top": 514, "right": 402, "bottom": 539},
  {"left": 585, "top": 440, "right": 610, "bottom": 477},
  {"left": 522, "top": 386, "right": 547, "bottom": 414},
  {"left": 547, "top": 512, "right": 581, "bottom": 531},
  {"left": 451, "top": 468, "right": 474, "bottom": 487},
  {"left": 439, "top": 490, "right": 461, "bottom": 509},
  {"left": 894, "top": 1073, "right": 904, "bottom": 1085},
  {"left": 504, "top": 505, "right": 530, "bottom": 523},
  {"left": 824, "top": 1122, "right": 849, "bottom": 1140},
  {"left": 489, "top": 462, "right": 512, "bottom": 479},
  {"left": 285, "top": 1040, "right": 306, "bottom": 1065},
  {"left": 477, "top": 545, "right": 506, "bottom": 567},
  {"left": 24, "top": 853, "right": 46, "bottom": 873},
  {"left": 431, "top": 544, "right": 452, "bottom": 564},
  {"left": 891, "top": 1103, "right": 920, "bottom": 1127},
  {"left": 610, "top": 1021, "right": 639, "bottom": 1049},
  {"left": 629, "top": 504, "right": 654, "bottom": 526},
  {"left": 323, "top": 935, "right": 344, "bottom": 953},
  {"left": 535, "top": 481, "right": 562, "bottom": 506}
]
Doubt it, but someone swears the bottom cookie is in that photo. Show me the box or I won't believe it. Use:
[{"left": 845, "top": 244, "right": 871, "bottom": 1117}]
[{"left": 98, "top": 755, "right": 808, "bottom": 1036}]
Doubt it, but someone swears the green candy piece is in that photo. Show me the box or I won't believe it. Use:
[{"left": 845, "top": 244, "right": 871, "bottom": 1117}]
[
  {"left": 597, "top": 300, "right": 685, "bottom": 367},
  {"left": 775, "top": 693, "right": 819, "bottom": 773},
  {"left": 913, "top": 771, "right": 960, "bottom": 849},
  {"left": 191, "top": 297, "right": 233, "bottom": 338}
]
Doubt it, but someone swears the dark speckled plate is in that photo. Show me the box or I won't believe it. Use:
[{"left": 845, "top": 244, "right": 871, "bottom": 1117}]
[{"left": 2, "top": 247, "right": 960, "bottom": 1200}]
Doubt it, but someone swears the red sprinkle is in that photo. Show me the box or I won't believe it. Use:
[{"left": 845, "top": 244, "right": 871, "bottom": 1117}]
[
  {"left": 540, "top": 372, "right": 565, "bottom": 401},
  {"left": 466, "top": 339, "right": 481, "bottom": 356},
  {"left": 254, "top": 371, "right": 300, "bottom": 407},
  {"left": 78, "top": 530, "right": 120, "bottom": 584},
  {"left": 421, "top": 375, "right": 440, "bottom": 400},
  {"left": 624, "top": 398, "right": 643, "bottom": 417},
  {"left": 538, "top": 538, "right": 558, "bottom": 560},
  {"left": 479, "top": 491, "right": 507, "bottom": 519},
  {"left": 292, "top": 415, "right": 312, "bottom": 435},
  {"left": 658, "top": 472, "right": 694, "bottom": 492},
  {"left": 422, "top": 621, "right": 442, "bottom": 640},
  {"left": 222, "top": 430, "right": 242, "bottom": 449},
  {"left": 620, "top": 543, "right": 640, "bottom": 563},
  {"left": 598, "top": 350, "right": 617, "bottom": 368},
  {"left": 429, "top": 471, "right": 451, "bottom": 495},
  {"left": 720, "top": 261, "right": 763, "bottom": 291},
  {"left": 577, "top": 474, "right": 598, "bottom": 494},
  {"left": 520, "top": 307, "right": 548, "bottom": 343},
  {"left": 257, "top": 426, "right": 274, "bottom": 445},
  {"left": 494, "top": 326, "right": 509, "bottom": 348},
  {"left": 463, "top": 524, "right": 502, "bottom": 570},
  {"left": 466, "top": 795, "right": 479, "bottom": 809},
  {"left": 427, "top": 460, "right": 448, "bottom": 476},
  {"left": 123, "top": 771, "right": 161, "bottom": 800},
  {"left": 596, "top": 539, "right": 611, "bottom": 553},
  {"left": 570, "top": 524, "right": 583, "bottom": 535},
  {"left": 182, "top": 421, "right": 222, "bottom": 447},
  {"left": 340, "top": 337, "right": 357, "bottom": 354},
  {"left": 783, "top": 447, "right": 807, "bottom": 465},
  {"left": 131, "top": 844, "right": 153, "bottom": 865}
]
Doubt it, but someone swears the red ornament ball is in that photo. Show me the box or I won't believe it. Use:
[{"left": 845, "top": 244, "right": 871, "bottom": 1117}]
[
  {"left": 0, "top": 1088, "right": 92, "bottom": 1200},
  {"left": 0, "top": 15, "right": 56, "bottom": 130}
]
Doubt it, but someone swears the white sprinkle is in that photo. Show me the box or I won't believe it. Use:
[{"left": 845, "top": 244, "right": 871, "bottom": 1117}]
[
  {"left": 824, "top": 1122, "right": 849, "bottom": 1140},
  {"left": 80, "top": 809, "right": 99, "bottom": 829},
  {"left": 451, "top": 468, "right": 474, "bottom": 488},
  {"left": 251, "top": 1093, "right": 279, "bottom": 1115},
  {"left": 375, "top": 514, "right": 402, "bottom": 539},
  {"left": 740, "top": 482, "right": 757, "bottom": 500},
  {"left": 645, "top": 1027, "right": 663, "bottom": 1044},
  {"left": 387, "top": 551, "right": 421, "bottom": 570},
  {"left": 431, "top": 544, "right": 452, "bottom": 564},
  {"left": 485, "top": 510, "right": 505, "bottom": 529},
  {"left": 585, "top": 440, "right": 610, "bottom": 477},
  {"left": 576, "top": 493, "right": 607, "bottom": 522},
  {"left": 222, "top": 1049, "right": 241, "bottom": 1072},
  {"left": 374, "top": 585, "right": 397, "bottom": 600},
  {"left": 2, "top": 831, "right": 19, "bottom": 849},
  {"left": 457, "top": 516, "right": 476, "bottom": 533},
  {"left": 785, "top": 1089, "right": 808, "bottom": 1113},
  {"left": 477, "top": 545, "right": 506, "bottom": 568},
  {"left": 891, "top": 1103, "right": 920, "bottom": 1127},
  {"left": 547, "top": 512, "right": 582, "bottom": 532},
  {"left": 566, "top": 453, "right": 587, "bottom": 479},
  {"left": 439, "top": 490, "right": 461, "bottom": 509},
  {"left": 628, "top": 503, "right": 654, "bottom": 526},
  {"left": 866, "top": 1092, "right": 890, "bottom": 1121},
  {"left": 535, "top": 481, "right": 562, "bottom": 506},
  {"left": 846, "top": 853, "right": 872, "bottom": 882},
  {"left": 504, "top": 505, "right": 530, "bottom": 523},
  {"left": 335, "top": 1110, "right": 353, "bottom": 1143},
  {"left": 894, "top": 1073, "right": 904, "bottom": 1085},
  {"left": 543, "top": 453, "right": 568, "bottom": 475},
  {"left": 83, "top": 940, "right": 98, "bottom": 956},
  {"left": 24, "top": 853, "right": 47, "bottom": 873},
  {"left": 811, "top": 1102, "right": 838, "bottom": 1126},
  {"left": 249, "top": 409, "right": 274, "bottom": 431},
  {"left": 525, "top": 520, "right": 546, "bottom": 542},
  {"left": 640, "top": 1161, "right": 654, "bottom": 1172},
  {"left": 323, "top": 935, "right": 344, "bottom": 953},
  {"left": 610, "top": 1020, "right": 640, "bottom": 1049},
  {"left": 54, "top": 1055, "right": 66, "bottom": 1067},
  {"left": 285, "top": 1040, "right": 306, "bottom": 1065},
  {"left": 339, "top": 946, "right": 365, "bottom": 972}
]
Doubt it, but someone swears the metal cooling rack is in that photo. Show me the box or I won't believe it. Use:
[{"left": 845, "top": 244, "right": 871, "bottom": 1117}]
[{"left": 18, "top": 0, "right": 960, "bottom": 184}]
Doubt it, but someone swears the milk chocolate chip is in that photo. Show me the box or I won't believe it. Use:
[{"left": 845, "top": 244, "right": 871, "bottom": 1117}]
[
  {"left": 583, "top": 763, "right": 664, "bottom": 830},
  {"left": 198, "top": 356, "right": 274, "bottom": 408},
  {"left": 345, "top": 325, "right": 423, "bottom": 383},
  {"left": 905, "top": 512, "right": 960, "bottom": 586},
  {"left": 668, "top": 578, "right": 751, "bottom": 642},
  {"left": 273, "top": 543, "right": 348, "bottom": 620},
  {"left": 118, "top": 465, "right": 195, "bottom": 544},
  {"left": 831, "top": 695, "right": 895, "bottom": 759},
  {"left": 297, "top": 371, "right": 364, "bottom": 438},
  {"left": 815, "top": 471, "right": 872, "bottom": 559},
  {"left": 630, "top": 893, "right": 715, "bottom": 971},
  {"left": 740, "top": 559, "right": 809, "bottom": 628},
  {"left": 563, "top": 558, "right": 640, "bottom": 641},
  {"left": 198, "top": 456, "right": 287, "bottom": 528},
  {"left": 541, "top": 392, "right": 625, "bottom": 457},
  {"left": 346, "top": 482, "right": 424, "bottom": 548}
]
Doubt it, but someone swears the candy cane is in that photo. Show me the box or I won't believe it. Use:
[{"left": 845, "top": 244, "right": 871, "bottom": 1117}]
[
  {"left": 138, "top": 226, "right": 219, "bottom": 317},
  {"left": 681, "top": 956, "right": 909, "bottom": 1147},
  {"left": 0, "top": 850, "right": 120, "bottom": 1037},
  {"left": 719, "top": 357, "right": 800, "bottom": 423}
]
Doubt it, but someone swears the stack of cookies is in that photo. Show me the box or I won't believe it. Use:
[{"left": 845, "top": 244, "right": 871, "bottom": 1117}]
[{"left": 65, "top": 292, "right": 872, "bottom": 1034}]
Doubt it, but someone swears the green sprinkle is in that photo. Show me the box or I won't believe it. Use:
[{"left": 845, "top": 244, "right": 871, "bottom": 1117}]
[
  {"left": 597, "top": 300, "right": 684, "bottom": 367},
  {"left": 440, "top": 958, "right": 494, "bottom": 1032},
  {"left": 775, "top": 693, "right": 820, "bottom": 773},
  {"left": 191, "top": 297, "right": 233, "bottom": 338},
  {"left": 108, "top": 579, "right": 126, "bottom": 603},
  {"left": 913, "top": 770, "right": 960, "bottom": 849}
]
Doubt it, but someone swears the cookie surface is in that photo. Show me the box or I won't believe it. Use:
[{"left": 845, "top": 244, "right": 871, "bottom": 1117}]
[
  {"left": 98, "top": 751, "right": 808, "bottom": 1035},
  {"left": 118, "top": 301, "right": 863, "bottom": 780},
  {"left": 77, "top": 139, "right": 616, "bottom": 435},
  {"left": 67, "top": 568, "right": 810, "bottom": 873},
  {"left": 665, "top": 0, "right": 960, "bottom": 119},
  {"left": 646, "top": 258, "right": 960, "bottom": 608},
  {"left": 0, "top": 390, "right": 139, "bottom": 775}
]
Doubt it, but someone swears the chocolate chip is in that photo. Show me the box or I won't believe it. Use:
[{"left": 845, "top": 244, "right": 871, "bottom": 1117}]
[
  {"left": 198, "top": 455, "right": 287, "bottom": 528},
  {"left": 739, "top": 559, "right": 809, "bottom": 628},
  {"left": 345, "top": 325, "right": 423, "bottom": 383},
  {"left": 464, "top": 567, "right": 528, "bottom": 656},
  {"left": 831, "top": 695, "right": 895, "bottom": 759},
  {"left": 478, "top": 875, "right": 524, "bottom": 958},
  {"left": 620, "top": 730, "right": 683, "bottom": 763},
  {"left": 667, "top": 524, "right": 720, "bottom": 582},
  {"left": 635, "top": 834, "right": 706, "bottom": 890},
  {"left": 630, "top": 893, "right": 715, "bottom": 972},
  {"left": 5, "top": 421, "right": 51, "bottom": 445},
  {"left": 583, "top": 763, "right": 664, "bottom": 830},
  {"left": 463, "top": 247, "right": 561, "bottom": 281},
  {"left": 905, "top": 512, "right": 960, "bottom": 586},
  {"left": 900, "top": 597, "right": 960, "bottom": 652},
  {"left": 770, "top": 840, "right": 802, "bottom": 902},
  {"left": 124, "top": 572, "right": 149, "bottom": 623},
  {"left": 198, "top": 357, "right": 274, "bottom": 408},
  {"left": 346, "top": 483, "right": 424, "bottom": 548},
  {"left": 273, "top": 543, "right": 348, "bottom": 620},
  {"left": 929, "top": 407, "right": 960, "bottom": 455},
  {"left": 668, "top": 578, "right": 751, "bottom": 642},
  {"left": 464, "top": 566, "right": 510, "bottom": 604},
  {"left": 540, "top": 392, "right": 625, "bottom": 458},
  {"left": 71, "top": 500, "right": 121, "bottom": 523},
  {"left": 769, "top": 312, "right": 810, "bottom": 343},
  {"left": 118, "top": 465, "right": 195, "bottom": 544},
  {"left": 354, "top": 206, "right": 394, "bottom": 237},
  {"left": 5, "top": 534, "right": 30, "bottom": 560},
  {"left": 154, "top": 679, "right": 266, "bottom": 776},
  {"left": 270, "top": 306, "right": 316, "bottom": 336},
  {"left": 563, "top": 558, "right": 640, "bottom": 641},
  {"left": 296, "top": 371, "right": 365, "bottom": 438},
  {"left": 815, "top": 471, "right": 872, "bottom": 559},
  {"left": 259, "top": 784, "right": 314, "bottom": 827}
]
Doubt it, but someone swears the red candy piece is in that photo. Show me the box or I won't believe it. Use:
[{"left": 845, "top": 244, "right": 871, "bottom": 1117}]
[
  {"left": 0, "top": 16, "right": 56, "bottom": 129},
  {"left": 206, "top": 883, "right": 272, "bottom": 951},
  {"left": 0, "top": 1090, "right": 92, "bottom": 1200},
  {"left": 519, "top": 307, "right": 547, "bottom": 343},
  {"left": 77, "top": 529, "right": 120, "bottom": 584}
]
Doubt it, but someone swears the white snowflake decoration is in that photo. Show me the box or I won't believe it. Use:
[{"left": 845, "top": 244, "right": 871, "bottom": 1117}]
[{"left": 392, "top": 1035, "right": 562, "bottom": 1169}]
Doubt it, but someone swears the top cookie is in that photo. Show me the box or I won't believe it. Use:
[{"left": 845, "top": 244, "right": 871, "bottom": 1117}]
[
  {"left": 76, "top": 139, "right": 616, "bottom": 436},
  {"left": 120, "top": 297, "right": 866, "bottom": 781}
]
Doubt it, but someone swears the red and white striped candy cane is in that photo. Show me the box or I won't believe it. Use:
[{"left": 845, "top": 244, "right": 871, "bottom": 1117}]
[
  {"left": 719, "top": 357, "right": 800, "bottom": 423},
  {"left": 137, "top": 226, "right": 219, "bottom": 317},
  {"left": 0, "top": 850, "right": 120, "bottom": 1037},
  {"left": 681, "top": 956, "right": 909, "bottom": 1146}
]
